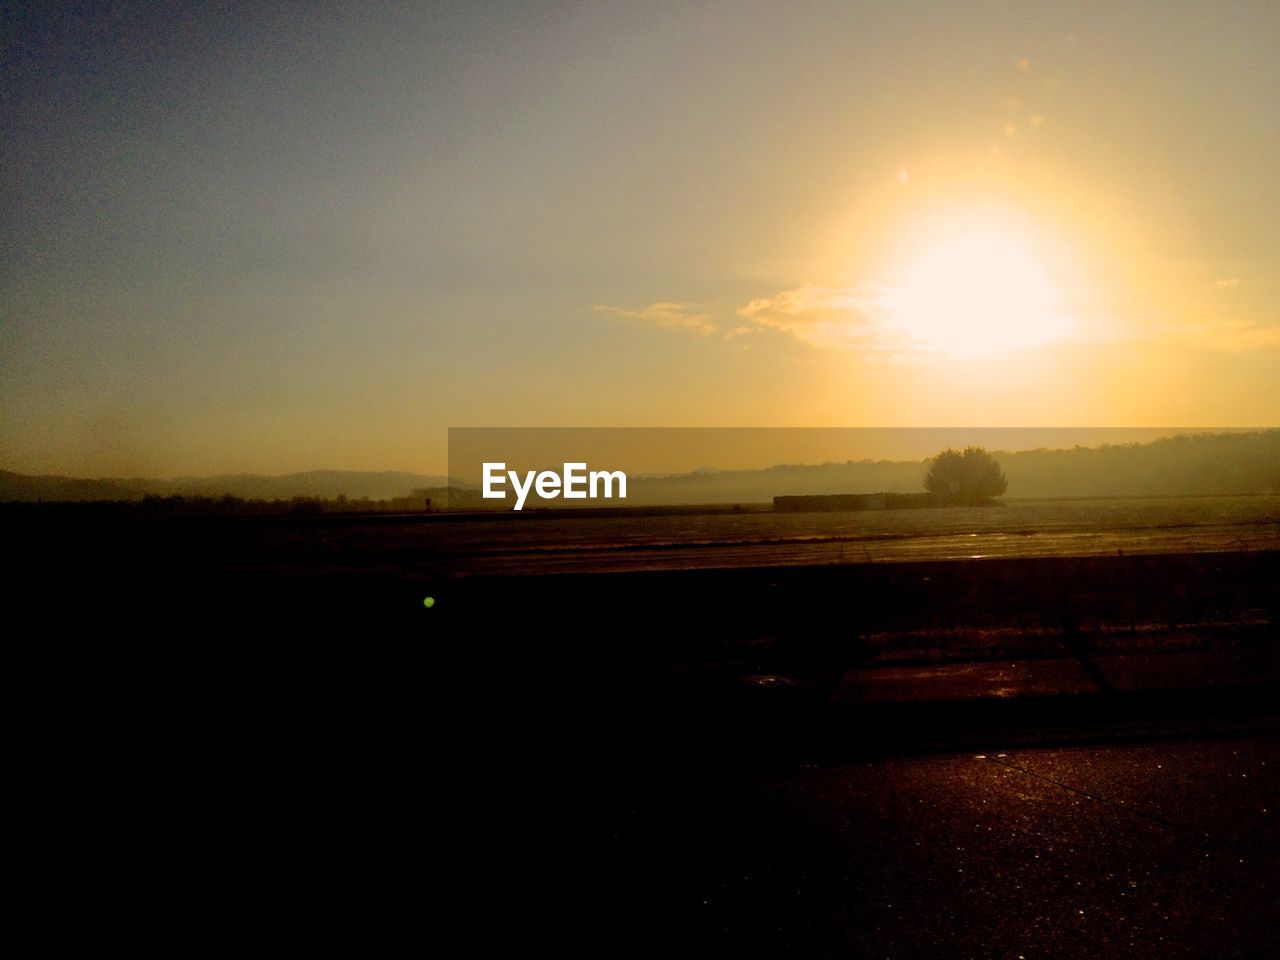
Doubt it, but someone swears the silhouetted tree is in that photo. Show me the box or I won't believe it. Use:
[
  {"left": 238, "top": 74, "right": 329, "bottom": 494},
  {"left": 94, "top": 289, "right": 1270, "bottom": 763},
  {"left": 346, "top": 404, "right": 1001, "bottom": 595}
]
[{"left": 924, "top": 446, "right": 1008, "bottom": 503}]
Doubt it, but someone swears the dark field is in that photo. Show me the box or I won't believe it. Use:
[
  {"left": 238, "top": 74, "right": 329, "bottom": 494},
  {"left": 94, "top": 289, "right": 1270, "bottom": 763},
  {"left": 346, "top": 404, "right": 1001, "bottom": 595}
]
[
  {"left": 8, "top": 494, "right": 1277, "bottom": 738},
  {"left": 10, "top": 495, "right": 1278, "bottom": 955},
  {"left": 416, "top": 495, "right": 1280, "bottom": 575},
  {"left": 7, "top": 495, "right": 1277, "bottom": 654}
]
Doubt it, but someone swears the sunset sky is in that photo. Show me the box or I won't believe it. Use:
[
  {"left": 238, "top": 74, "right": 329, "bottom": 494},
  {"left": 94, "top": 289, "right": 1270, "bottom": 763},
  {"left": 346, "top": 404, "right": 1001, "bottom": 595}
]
[{"left": 3, "top": 1, "right": 1277, "bottom": 477}]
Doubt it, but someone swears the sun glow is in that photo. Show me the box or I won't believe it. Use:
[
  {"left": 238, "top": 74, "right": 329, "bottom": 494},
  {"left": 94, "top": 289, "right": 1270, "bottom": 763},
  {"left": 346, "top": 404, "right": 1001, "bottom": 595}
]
[{"left": 882, "top": 229, "right": 1073, "bottom": 358}]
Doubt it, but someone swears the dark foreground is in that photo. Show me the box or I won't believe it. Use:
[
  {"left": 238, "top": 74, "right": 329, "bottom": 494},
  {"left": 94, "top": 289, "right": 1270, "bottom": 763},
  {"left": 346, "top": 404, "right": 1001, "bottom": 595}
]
[
  {"left": 594, "top": 736, "right": 1279, "bottom": 958},
  {"left": 7, "top": 509, "right": 1278, "bottom": 954}
]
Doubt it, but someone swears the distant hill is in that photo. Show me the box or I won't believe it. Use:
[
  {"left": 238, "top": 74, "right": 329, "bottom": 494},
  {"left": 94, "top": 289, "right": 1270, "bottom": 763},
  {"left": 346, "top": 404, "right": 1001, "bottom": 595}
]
[
  {"left": 4, "top": 431, "right": 1277, "bottom": 507},
  {"left": 619, "top": 430, "right": 1280, "bottom": 504},
  {"left": 999, "top": 432, "right": 1280, "bottom": 499},
  {"left": 0, "top": 469, "right": 452, "bottom": 503},
  {"left": 0, "top": 472, "right": 142, "bottom": 503},
  {"left": 154, "top": 470, "right": 453, "bottom": 501}
]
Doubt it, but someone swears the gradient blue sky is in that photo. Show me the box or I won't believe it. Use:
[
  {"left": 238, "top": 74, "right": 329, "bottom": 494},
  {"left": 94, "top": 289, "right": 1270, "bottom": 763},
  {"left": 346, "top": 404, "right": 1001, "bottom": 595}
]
[{"left": 3, "top": 1, "right": 1277, "bottom": 476}]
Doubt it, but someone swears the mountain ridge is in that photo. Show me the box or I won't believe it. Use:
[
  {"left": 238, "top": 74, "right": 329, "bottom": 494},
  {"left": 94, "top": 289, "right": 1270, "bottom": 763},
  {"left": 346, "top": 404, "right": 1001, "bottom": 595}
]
[
  {"left": 3, "top": 430, "right": 1277, "bottom": 505},
  {"left": 0, "top": 469, "right": 453, "bottom": 503}
]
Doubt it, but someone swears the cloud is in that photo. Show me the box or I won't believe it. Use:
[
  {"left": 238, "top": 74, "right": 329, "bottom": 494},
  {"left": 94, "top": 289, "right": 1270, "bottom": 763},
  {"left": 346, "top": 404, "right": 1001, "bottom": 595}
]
[
  {"left": 1212, "top": 277, "right": 1240, "bottom": 289},
  {"left": 593, "top": 302, "right": 719, "bottom": 336},
  {"left": 599, "top": 273, "right": 1278, "bottom": 360},
  {"left": 737, "top": 283, "right": 928, "bottom": 359}
]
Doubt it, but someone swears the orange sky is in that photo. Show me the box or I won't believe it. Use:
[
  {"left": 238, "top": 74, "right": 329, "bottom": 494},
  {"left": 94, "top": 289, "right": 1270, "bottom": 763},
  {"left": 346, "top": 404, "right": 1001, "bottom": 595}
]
[{"left": 3, "top": 2, "right": 1277, "bottom": 477}]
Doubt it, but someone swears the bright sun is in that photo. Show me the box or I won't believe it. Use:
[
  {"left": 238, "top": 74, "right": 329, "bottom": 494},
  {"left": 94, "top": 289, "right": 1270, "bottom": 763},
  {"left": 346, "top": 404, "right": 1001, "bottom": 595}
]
[{"left": 882, "top": 230, "right": 1072, "bottom": 358}]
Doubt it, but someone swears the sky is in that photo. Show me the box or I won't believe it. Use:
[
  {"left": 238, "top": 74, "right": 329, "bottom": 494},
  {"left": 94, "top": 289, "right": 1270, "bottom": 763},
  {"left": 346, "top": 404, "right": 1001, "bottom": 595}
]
[{"left": 2, "top": 1, "right": 1277, "bottom": 477}]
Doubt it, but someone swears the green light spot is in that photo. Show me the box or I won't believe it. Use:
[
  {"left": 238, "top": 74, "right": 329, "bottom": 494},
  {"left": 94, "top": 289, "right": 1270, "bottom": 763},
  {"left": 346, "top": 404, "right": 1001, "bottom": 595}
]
[{"left": 423, "top": 596, "right": 436, "bottom": 609}]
